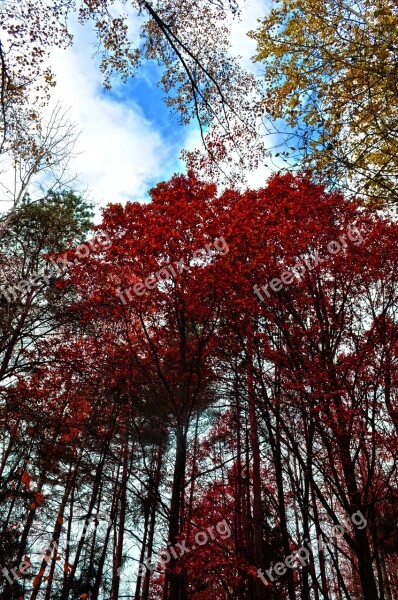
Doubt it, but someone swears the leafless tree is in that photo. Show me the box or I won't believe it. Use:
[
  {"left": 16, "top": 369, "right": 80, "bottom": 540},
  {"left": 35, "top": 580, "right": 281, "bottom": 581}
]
[{"left": 0, "top": 104, "right": 78, "bottom": 237}]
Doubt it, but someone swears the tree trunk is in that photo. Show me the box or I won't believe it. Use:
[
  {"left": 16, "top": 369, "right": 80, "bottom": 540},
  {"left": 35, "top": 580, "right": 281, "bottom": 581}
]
[
  {"left": 143, "top": 447, "right": 163, "bottom": 600},
  {"left": 247, "top": 343, "right": 266, "bottom": 600},
  {"left": 111, "top": 436, "right": 129, "bottom": 600},
  {"left": 165, "top": 426, "right": 187, "bottom": 600}
]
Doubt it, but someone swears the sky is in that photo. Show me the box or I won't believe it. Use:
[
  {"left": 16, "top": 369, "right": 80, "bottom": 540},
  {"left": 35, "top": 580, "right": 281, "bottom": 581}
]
[
  {"left": 0, "top": 1, "right": 269, "bottom": 222},
  {"left": 46, "top": 0, "right": 269, "bottom": 213},
  {"left": 49, "top": 16, "right": 188, "bottom": 210}
]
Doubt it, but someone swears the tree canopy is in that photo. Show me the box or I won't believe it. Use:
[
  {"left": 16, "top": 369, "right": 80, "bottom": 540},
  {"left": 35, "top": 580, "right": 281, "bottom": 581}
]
[
  {"left": 250, "top": 0, "right": 398, "bottom": 205},
  {"left": 1, "top": 2, "right": 398, "bottom": 599}
]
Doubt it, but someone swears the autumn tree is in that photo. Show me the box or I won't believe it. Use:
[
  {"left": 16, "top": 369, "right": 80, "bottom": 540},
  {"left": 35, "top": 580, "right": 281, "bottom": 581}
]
[
  {"left": 0, "top": 189, "right": 93, "bottom": 385},
  {"left": 217, "top": 172, "right": 398, "bottom": 599},
  {"left": 0, "top": 0, "right": 78, "bottom": 231},
  {"left": 0, "top": 190, "right": 93, "bottom": 598},
  {"left": 2, "top": 171, "right": 398, "bottom": 600},
  {"left": 250, "top": 0, "right": 398, "bottom": 206}
]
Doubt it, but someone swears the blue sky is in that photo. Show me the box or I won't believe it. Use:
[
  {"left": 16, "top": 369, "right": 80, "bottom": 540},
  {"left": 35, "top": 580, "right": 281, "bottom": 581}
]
[
  {"left": 47, "top": 1, "right": 269, "bottom": 215},
  {"left": 102, "top": 63, "right": 184, "bottom": 142},
  {"left": 100, "top": 60, "right": 194, "bottom": 198},
  {"left": 0, "top": 2, "right": 272, "bottom": 223},
  {"left": 49, "top": 14, "right": 194, "bottom": 212}
]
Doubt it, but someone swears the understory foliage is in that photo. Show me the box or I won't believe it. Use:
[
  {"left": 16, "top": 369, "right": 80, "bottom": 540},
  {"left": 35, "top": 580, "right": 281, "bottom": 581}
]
[{"left": 0, "top": 172, "right": 397, "bottom": 600}]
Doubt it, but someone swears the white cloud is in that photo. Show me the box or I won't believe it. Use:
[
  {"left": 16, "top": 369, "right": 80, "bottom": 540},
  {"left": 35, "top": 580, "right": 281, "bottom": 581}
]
[
  {"left": 229, "top": 0, "right": 281, "bottom": 190},
  {"left": 0, "top": 0, "right": 273, "bottom": 223},
  {"left": 228, "top": 0, "right": 270, "bottom": 71},
  {"left": 49, "top": 17, "right": 177, "bottom": 210},
  {"left": 173, "top": 1, "right": 273, "bottom": 190}
]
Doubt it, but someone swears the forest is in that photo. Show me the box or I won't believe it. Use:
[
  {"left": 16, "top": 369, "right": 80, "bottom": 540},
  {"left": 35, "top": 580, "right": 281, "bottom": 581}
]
[{"left": 1, "top": 1, "right": 398, "bottom": 599}]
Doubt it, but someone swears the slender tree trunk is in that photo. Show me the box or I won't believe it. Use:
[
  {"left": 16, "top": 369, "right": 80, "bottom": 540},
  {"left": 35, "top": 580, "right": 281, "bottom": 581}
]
[
  {"left": 234, "top": 380, "right": 246, "bottom": 600},
  {"left": 300, "top": 419, "right": 314, "bottom": 600},
  {"left": 311, "top": 486, "right": 330, "bottom": 600},
  {"left": 380, "top": 550, "right": 394, "bottom": 600},
  {"left": 30, "top": 466, "right": 75, "bottom": 600},
  {"left": 247, "top": 341, "right": 266, "bottom": 600},
  {"left": 44, "top": 541, "right": 58, "bottom": 600},
  {"left": 267, "top": 410, "right": 296, "bottom": 600},
  {"left": 111, "top": 436, "right": 129, "bottom": 600},
  {"left": 16, "top": 474, "right": 45, "bottom": 565},
  {"left": 3, "top": 451, "right": 33, "bottom": 533},
  {"left": 244, "top": 406, "right": 254, "bottom": 599},
  {"left": 135, "top": 507, "right": 150, "bottom": 600},
  {"left": 91, "top": 476, "right": 119, "bottom": 600},
  {"left": 143, "top": 447, "right": 163, "bottom": 600},
  {"left": 165, "top": 426, "right": 187, "bottom": 600},
  {"left": 335, "top": 431, "right": 379, "bottom": 600},
  {"left": 186, "top": 414, "right": 199, "bottom": 540},
  {"left": 86, "top": 483, "right": 102, "bottom": 590},
  {"left": 60, "top": 450, "right": 109, "bottom": 600},
  {"left": 0, "top": 428, "right": 16, "bottom": 478},
  {"left": 371, "top": 525, "right": 386, "bottom": 600}
]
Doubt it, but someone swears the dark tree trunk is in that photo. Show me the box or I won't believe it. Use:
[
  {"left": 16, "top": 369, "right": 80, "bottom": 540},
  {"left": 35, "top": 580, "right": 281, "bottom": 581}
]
[
  {"left": 111, "top": 435, "right": 129, "bottom": 600},
  {"left": 143, "top": 447, "right": 163, "bottom": 600},
  {"left": 165, "top": 427, "right": 187, "bottom": 600},
  {"left": 247, "top": 342, "right": 266, "bottom": 600}
]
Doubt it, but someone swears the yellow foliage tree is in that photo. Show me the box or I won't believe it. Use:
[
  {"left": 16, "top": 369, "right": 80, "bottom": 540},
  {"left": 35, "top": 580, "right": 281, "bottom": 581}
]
[{"left": 250, "top": 0, "right": 398, "bottom": 206}]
